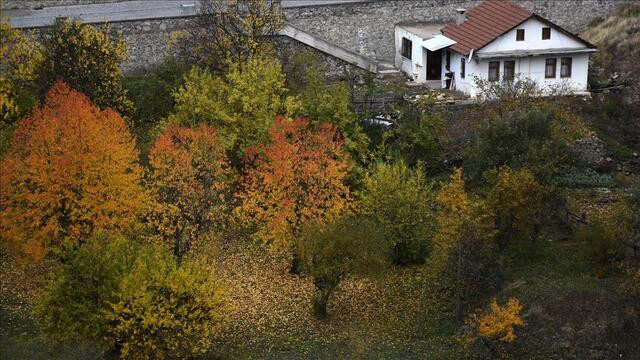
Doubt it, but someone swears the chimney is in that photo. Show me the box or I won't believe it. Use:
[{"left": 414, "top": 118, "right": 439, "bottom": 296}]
[{"left": 456, "top": 8, "right": 466, "bottom": 25}]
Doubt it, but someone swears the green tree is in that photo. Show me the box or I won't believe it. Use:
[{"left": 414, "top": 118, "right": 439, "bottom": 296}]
[
  {"left": 110, "top": 245, "right": 227, "bottom": 359},
  {"left": 298, "top": 216, "right": 387, "bottom": 318},
  {"left": 38, "top": 19, "right": 133, "bottom": 117},
  {"left": 38, "top": 236, "right": 227, "bottom": 358},
  {"left": 123, "top": 59, "right": 190, "bottom": 154},
  {"left": 464, "top": 108, "right": 578, "bottom": 186},
  {"left": 288, "top": 51, "right": 370, "bottom": 164},
  {"left": 357, "top": 161, "right": 436, "bottom": 265},
  {"left": 167, "top": 56, "right": 299, "bottom": 161},
  {"left": 383, "top": 106, "right": 444, "bottom": 171},
  {"left": 37, "top": 234, "right": 137, "bottom": 353},
  {"left": 1, "top": 22, "right": 42, "bottom": 126}
]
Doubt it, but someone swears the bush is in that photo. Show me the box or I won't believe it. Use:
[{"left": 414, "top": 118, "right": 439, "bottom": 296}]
[
  {"left": 298, "top": 216, "right": 386, "bottom": 318},
  {"left": 357, "top": 161, "right": 436, "bottom": 265},
  {"left": 577, "top": 221, "right": 619, "bottom": 267},
  {"left": 37, "top": 234, "right": 137, "bottom": 352},
  {"left": 110, "top": 245, "right": 226, "bottom": 359},
  {"left": 464, "top": 108, "right": 575, "bottom": 186},
  {"left": 38, "top": 236, "right": 227, "bottom": 358},
  {"left": 383, "top": 106, "right": 444, "bottom": 172},
  {"left": 37, "top": 19, "right": 133, "bottom": 117},
  {"left": 554, "top": 168, "right": 617, "bottom": 188},
  {"left": 486, "top": 166, "right": 549, "bottom": 251}
]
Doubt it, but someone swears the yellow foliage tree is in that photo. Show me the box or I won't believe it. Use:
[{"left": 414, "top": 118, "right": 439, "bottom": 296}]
[
  {"left": 431, "top": 168, "right": 497, "bottom": 320},
  {"left": 477, "top": 297, "right": 525, "bottom": 343},
  {"left": 38, "top": 19, "right": 133, "bottom": 117},
  {"left": 0, "top": 22, "right": 43, "bottom": 125},
  {"left": 486, "top": 166, "right": 548, "bottom": 250}
]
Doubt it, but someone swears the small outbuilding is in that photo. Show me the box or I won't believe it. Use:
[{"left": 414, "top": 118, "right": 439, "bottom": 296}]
[{"left": 394, "top": 0, "right": 597, "bottom": 97}]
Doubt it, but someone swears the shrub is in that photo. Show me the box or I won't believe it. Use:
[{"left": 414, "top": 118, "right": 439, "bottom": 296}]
[
  {"left": 464, "top": 297, "right": 525, "bottom": 357},
  {"left": 38, "top": 237, "right": 227, "bottom": 358},
  {"left": 383, "top": 106, "right": 444, "bottom": 171},
  {"left": 147, "top": 123, "right": 235, "bottom": 259},
  {"left": 486, "top": 166, "right": 549, "bottom": 250},
  {"left": 37, "top": 234, "right": 137, "bottom": 352},
  {"left": 554, "top": 168, "right": 617, "bottom": 188},
  {"left": 37, "top": 19, "right": 133, "bottom": 117},
  {"left": 167, "top": 56, "right": 299, "bottom": 161},
  {"left": 236, "top": 117, "right": 351, "bottom": 265},
  {"left": 298, "top": 216, "right": 386, "bottom": 318},
  {"left": 464, "top": 108, "right": 575, "bottom": 186},
  {"left": 0, "top": 82, "right": 147, "bottom": 261},
  {"left": 577, "top": 221, "right": 619, "bottom": 271},
  {"left": 110, "top": 245, "right": 226, "bottom": 359},
  {"left": 358, "top": 161, "right": 435, "bottom": 265}
]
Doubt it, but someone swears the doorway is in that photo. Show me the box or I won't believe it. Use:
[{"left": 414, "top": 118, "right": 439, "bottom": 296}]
[{"left": 426, "top": 48, "right": 442, "bottom": 80}]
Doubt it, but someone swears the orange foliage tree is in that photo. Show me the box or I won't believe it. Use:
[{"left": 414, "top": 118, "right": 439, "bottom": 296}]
[
  {"left": 236, "top": 116, "right": 351, "bottom": 262},
  {"left": 147, "top": 123, "right": 235, "bottom": 260},
  {"left": 0, "top": 81, "right": 146, "bottom": 260}
]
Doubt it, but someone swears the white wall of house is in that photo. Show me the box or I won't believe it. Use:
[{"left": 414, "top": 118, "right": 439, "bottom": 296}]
[
  {"left": 395, "top": 17, "right": 593, "bottom": 97},
  {"left": 478, "top": 18, "right": 586, "bottom": 53},
  {"left": 451, "top": 53, "right": 590, "bottom": 97},
  {"left": 394, "top": 26, "right": 426, "bottom": 82}
]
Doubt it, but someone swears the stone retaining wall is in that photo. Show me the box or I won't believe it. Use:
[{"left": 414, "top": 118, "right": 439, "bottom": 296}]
[{"left": 5, "top": 0, "right": 635, "bottom": 73}]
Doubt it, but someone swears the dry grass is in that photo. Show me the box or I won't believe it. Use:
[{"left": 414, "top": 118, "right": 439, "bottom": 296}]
[{"left": 211, "top": 239, "right": 460, "bottom": 358}]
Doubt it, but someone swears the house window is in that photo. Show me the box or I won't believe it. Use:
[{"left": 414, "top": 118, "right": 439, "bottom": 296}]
[
  {"left": 488, "top": 61, "right": 500, "bottom": 81},
  {"left": 504, "top": 60, "right": 515, "bottom": 81},
  {"left": 516, "top": 29, "right": 525, "bottom": 41},
  {"left": 461, "top": 58, "right": 466, "bottom": 78},
  {"left": 542, "top": 27, "right": 551, "bottom": 40},
  {"left": 561, "top": 57, "right": 572, "bottom": 78},
  {"left": 401, "top": 37, "right": 412, "bottom": 60},
  {"left": 545, "top": 58, "right": 557, "bottom": 78}
]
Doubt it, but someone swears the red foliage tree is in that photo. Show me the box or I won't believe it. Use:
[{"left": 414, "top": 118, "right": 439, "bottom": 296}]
[
  {"left": 147, "top": 123, "right": 234, "bottom": 260},
  {"left": 0, "top": 81, "right": 146, "bottom": 260},
  {"left": 236, "top": 116, "right": 351, "bottom": 259}
]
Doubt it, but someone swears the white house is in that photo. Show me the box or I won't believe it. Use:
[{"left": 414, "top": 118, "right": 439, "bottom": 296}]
[{"left": 394, "top": 0, "right": 597, "bottom": 97}]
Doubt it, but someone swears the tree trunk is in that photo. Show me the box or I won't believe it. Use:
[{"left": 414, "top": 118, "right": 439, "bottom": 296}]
[{"left": 289, "top": 254, "right": 300, "bottom": 274}]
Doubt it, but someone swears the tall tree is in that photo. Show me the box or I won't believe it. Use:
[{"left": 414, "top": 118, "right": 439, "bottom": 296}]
[
  {"left": 0, "top": 22, "right": 42, "bottom": 125},
  {"left": 147, "top": 123, "right": 235, "bottom": 260},
  {"left": 236, "top": 117, "right": 351, "bottom": 269},
  {"left": 0, "top": 82, "right": 146, "bottom": 260},
  {"left": 183, "top": 0, "right": 284, "bottom": 70},
  {"left": 167, "top": 56, "right": 299, "bottom": 162},
  {"left": 38, "top": 19, "right": 133, "bottom": 117}
]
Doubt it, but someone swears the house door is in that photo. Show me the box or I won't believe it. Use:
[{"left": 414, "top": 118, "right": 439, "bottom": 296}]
[{"left": 426, "top": 49, "right": 442, "bottom": 80}]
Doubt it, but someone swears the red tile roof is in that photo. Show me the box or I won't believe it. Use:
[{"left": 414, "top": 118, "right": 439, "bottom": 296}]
[{"left": 442, "top": 0, "right": 533, "bottom": 55}]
